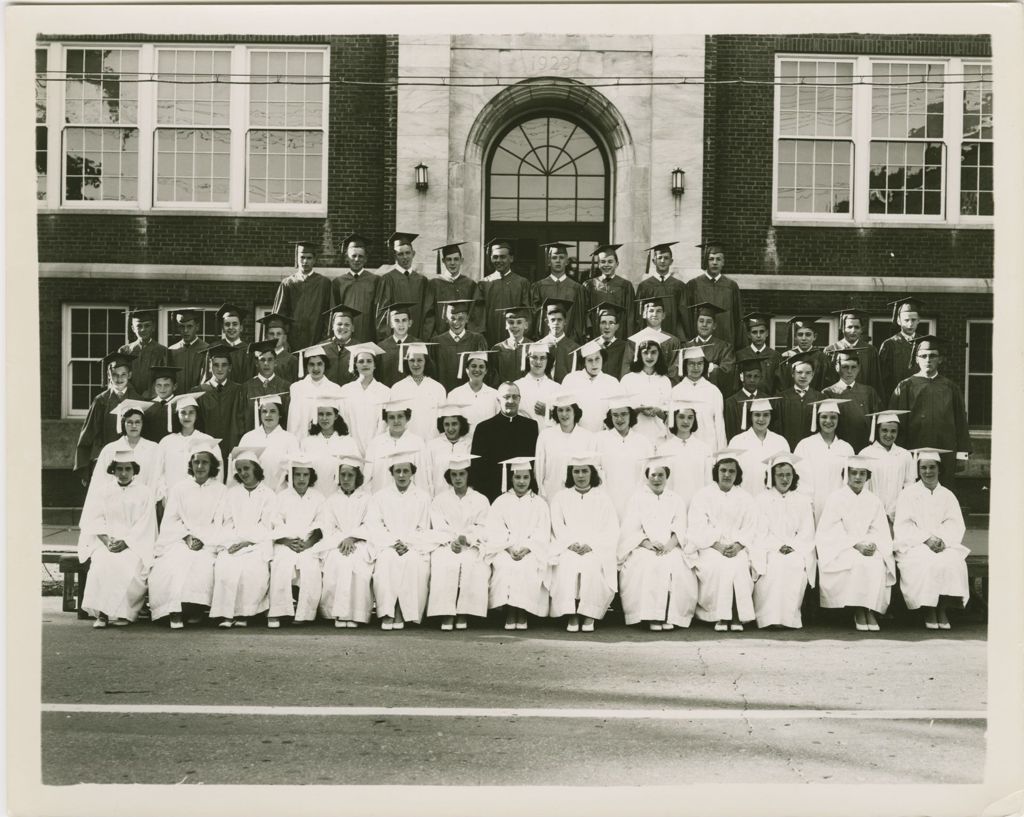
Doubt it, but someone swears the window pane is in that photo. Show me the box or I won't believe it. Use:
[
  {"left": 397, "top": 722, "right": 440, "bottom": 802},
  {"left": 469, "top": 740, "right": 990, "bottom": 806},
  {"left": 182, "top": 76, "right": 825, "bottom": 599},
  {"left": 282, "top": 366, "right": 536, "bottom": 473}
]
[
  {"left": 775, "top": 139, "right": 852, "bottom": 214},
  {"left": 64, "top": 127, "right": 139, "bottom": 202},
  {"left": 868, "top": 140, "right": 943, "bottom": 216},
  {"left": 156, "top": 48, "right": 231, "bottom": 127},
  {"left": 65, "top": 48, "right": 139, "bottom": 125},
  {"left": 871, "top": 61, "right": 944, "bottom": 140},
  {"left": 250, "top": 49, "right": 324, "bottom": 129},
  {"left": 248, "top": 129, "right": 323, "bottom": 204}
]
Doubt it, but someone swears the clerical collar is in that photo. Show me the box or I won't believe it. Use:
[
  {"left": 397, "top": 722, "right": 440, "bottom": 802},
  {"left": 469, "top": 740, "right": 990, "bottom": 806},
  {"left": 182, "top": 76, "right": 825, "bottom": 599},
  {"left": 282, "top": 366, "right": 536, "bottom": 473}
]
[{"left": 501, "top": 413, "right": 517, "bottom": 421}]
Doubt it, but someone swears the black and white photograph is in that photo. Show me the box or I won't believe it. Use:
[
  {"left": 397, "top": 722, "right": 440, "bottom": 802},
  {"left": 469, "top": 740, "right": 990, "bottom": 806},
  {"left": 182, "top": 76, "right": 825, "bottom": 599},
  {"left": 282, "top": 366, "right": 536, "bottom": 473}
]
[{"left": 7, "top": 2, "right": 1023, "bottom": 815}]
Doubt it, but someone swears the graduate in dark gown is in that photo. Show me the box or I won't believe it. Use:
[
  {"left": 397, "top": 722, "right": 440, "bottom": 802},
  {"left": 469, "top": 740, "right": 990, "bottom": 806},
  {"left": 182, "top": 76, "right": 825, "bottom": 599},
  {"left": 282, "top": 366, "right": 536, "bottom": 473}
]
[
  {"left": 479, "top": 238, "right": 532, "bottom": 346},
  {"left": 469, "top": 383, "right": 540, "bottom": 502},
  {"left": 373, "top": 231, "right": 436, "bottom": 342},
  {"left": 119, "top": 308, "right": 167, "bottom": 398},
  {"left": 376, "top": 301, "right": 424, "bottom": 388},
  {"left": 889, "top": 336, "right": 972, "bottom": 486},
  {"left": 73, "top": 350, "right": 140, "bottom": 485},
  {"left": 734, "top": 311, "right": 783, "bottom": 395},
  {"left": 684, "top": 301, "right": 736, "bottom": 393},
  {"left": 822, "top": 349, "right": 884, "bottom": 454},
  {"left": 141, "top": 365, "right": 182, "bottom": 443},
  {"left": 635, "top": 241, "right": 692, "bottom": 341},
  {"left": 216, "top": 302, "right": 253, "bottom": 385},
  {"left": 319, "top": 304, "right": 359, "bottom": 388},
  {"left": 530, "top": 242, "right": 588, "bottom": 343},
  {"left": 272, "top": 240, "right": 336, "bottom": 352},
  {"left": 256, "top": 312, "right": 300, "bottom": 385},
  {"left": 489, "top": 305, "right": 534, "bottom": 386},
  {"left": 775, "top": 351, "right": 825, "bottom": 451},
  {"left": 775, "top": 316, "right": 830, "bottom": 393},
  {"left": 166, "top": 308, "right": 210, "bottom": 392},
  {"left": 684, "top": 239, "right": 745, "bottom": 349},
  {"left": 878, "top": 297, "right": 926, "bottom": 403},
  {"left": 242, "top": 340, "right": 293, "bottom": 432},
  {"left": 193, "top": 345, "right": 246, "bottom": 463},
  {"left": 534, "top": 297, "right": 580, "bottom": 384},
  {"left": 331, "top": 233, "right": 381, "bottom": 344},
  {"left": 823, "top": 307, "right": 882, "bottom": 394},
  {"left": 582, "top": 243, "right": 636, "bottom": 339},
  {"left": 587, "top": 300, "right": 628, "bottom": 377},
  {"left": 428, "top": 243, "right": 482, "bottom": 336},
  {"left": 431, "top": 299, "right": 489, "bottom": 393},
  {"left": 724, "top": 357, "right": 772, "bottom": 442}
]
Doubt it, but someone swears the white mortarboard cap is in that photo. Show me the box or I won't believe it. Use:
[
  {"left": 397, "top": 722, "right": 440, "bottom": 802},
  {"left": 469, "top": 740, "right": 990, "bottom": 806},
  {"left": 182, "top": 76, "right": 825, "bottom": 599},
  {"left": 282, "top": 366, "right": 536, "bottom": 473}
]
[
  {"left": 456, "top": 349, "right": 495, "bottom": 380},
  {"left": 251, "top": 391, "right": 287, "bottom": 428},
  {"left": 865, "top": 409, "right": 910, "bottom": 442},
  {"left": 668, "top": 398, "right": 705, "bottom": 430},
  {"left": 566, "top": 451, "right": 602, "bottom": 468},
  {"left": 739, "top": 395, "right": 781, "bottom": 430},
  {"left": 334, "top": 454, "right": 365, "bottom": 471},
  {"left": 288, "top": 454, "right": 318, "bottom": 475},
  {"left": 347, "top": 341, "right": 386, "bottom": 373},
  {"left": 446, "top": 453, "right": 480, "bottom": 471},
  {"left": 627, "top": 327, "right": 673, "bottom": 362},
  {"left": 809, "top": 397, "right": 850, "bottom": 432},
  {"left": 382, "top": 398, "right": 414, "bottom": 415},
  {"left": 499, "top": 455, "right": 535, "bottom": 493},
  {"left": 436, "top": 401, "right": 470, "bottom": 418},
  {"left": 109, "top": 399, "right": 154, "bottom": 434},
  {"left": 229, "top": 445, "right": 266, "bottom": 465},
  {"left": 762, "top": 451, "right": 801, "bottom": 487},
  {"left": 385, "top": 448, "right": 421, "bottom": 468},
  {"left": 295, "top": 344, "right": 329, "bottom": 378},
  {"left": 641, "top": 453, "right": 676, "bottom": 473},
  {"left": 712, "top": 447, "right": 746, "bottom": 465},
  {"left": 549, "top": 392, "right": 580, "bottom": 410},
  {"left": 167, "top": 393, "right": 200, "bottom": 432},
  {"left": 110, "top": 447, "right": 138, "bottom": 466},
  {"left": 910, "top": 447, "right": 952, "bottom": 463},
  {"left": 522, "top": 340, "right": 553, "bottom": 371},
  {"left": 676, "top": 344, "right": 710, "bottom": 377},
  {"left": 606, "top": 393, "right": 639, "bottom": 412},
  {"left": 398, "top": 341, "right": 436, "bottom": 374}
]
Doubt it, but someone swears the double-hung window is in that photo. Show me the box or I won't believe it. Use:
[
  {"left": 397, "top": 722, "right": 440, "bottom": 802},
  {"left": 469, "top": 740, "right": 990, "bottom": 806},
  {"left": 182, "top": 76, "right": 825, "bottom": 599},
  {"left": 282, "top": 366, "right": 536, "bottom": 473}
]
[
  {"left": 773, "top": 55, "right": 992, "bottom": 225},
  {"left": 63, "top": 304, "right": 129, "bottom": 417}
]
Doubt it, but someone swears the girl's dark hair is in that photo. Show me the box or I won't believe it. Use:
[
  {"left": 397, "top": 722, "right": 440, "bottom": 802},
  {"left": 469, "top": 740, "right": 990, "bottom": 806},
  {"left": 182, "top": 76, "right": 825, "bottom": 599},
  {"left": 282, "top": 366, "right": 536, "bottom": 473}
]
[
  {"left": 234, "top": 461, "right": 265, "bottom": 483},
  {"left": 564, "top": 464, "right": 601, "bottom": 489},
  {"left": 671, "top": 407, "right": 699, "bottom": 434},
  {"left": 187, "top": 452, "right": 221, "bottom": 479},
  {"left": 309, "top": 412, "right": 349, "bottom": 437},
  {"left": 122, "top": 408, "right": 145, "bottom": 425},
  {"left": 288, "top": 467, "right": 318, "bottom": 488},
  {"left": 443, "top": 466, "right": 471, "bottom": 486},
  {"left": 548, "top": 402, "right": 583, "bottom": 425},
  {"left": 506, "top": 467, "right": 539, "bottom": 495},
  {"left": 770, "top": 462, "right": 799, "bottom": 491},
  {"left": 712, "top": 458, "right": 743, "bottom": 486},
  {"left": 173, "top": 403, "right": 206, "bottom": 435},
  {"left": 389, "top": 462, "right": 418, "bottom": 476},
  {"left": 436, "top": 415, "right": 470, "bottom": 437},
  {"left": 382, "top": 408, "right": 413, "bottom": 422},
  {"left": 644, "top": 464, "right": 672, "bottom": 480},
  {"left": 629, "top": 341, "right": 668, "bottom": 376},
  {"left": 527, "top": 348, "right": 556, "bottom": 378},
  {"left": 337, "top": 465, "right": 365, "bottom": 490},
  {"left": 604, "top": 407, "right": 638, "bottom": 430},
  {"left": 106, "top": 460, "right": 141, "bottom": 476}
]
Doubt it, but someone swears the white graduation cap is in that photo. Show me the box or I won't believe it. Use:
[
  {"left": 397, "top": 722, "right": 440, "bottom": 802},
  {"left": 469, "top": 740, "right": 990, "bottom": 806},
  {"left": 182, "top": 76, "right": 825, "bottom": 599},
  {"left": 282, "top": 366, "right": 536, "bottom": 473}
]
[
  {"left": 606, "top": 392, "right": 641, "bottom": 413},
  {"left": 808, "top": 398, "right": 850, "bottom": 433},
  {"left": 334, "top": 454, "right": 366, "bottom": 472},
  {"left": 762, "top": 451, "right": 801, "bottom": 488},
  {"left": 346, "top": 341, "right": 386, "bottom": 374},
  {"left": 675, "top": 344, "right": 710, "bottom": 378},
  {"left": 640, "top": 453, "right": 676, "bottom": 476},
  {"left": 385, "top": 447, "right": 421, "bottom": 469},
  {"left": 668, "top": 397, "right": 705, "bottom": 431},
  {"left": 865, "top": 409, "right": 910, "bottom": 443},
  {"left": 286, "top": 454, "right": 319, "bottom": 483},
  {"left": 910, "top": 447, "right": 953, "bottom": 463},
  {"left": 445, "top": 452, "right": 480, "bottom": 472},
  {"left": 456, "top": 349, "right": 495, "bottom": 380},
  {"left": 571, "top": 339, "right": 605, "bottom": 372},
  {"left": 250, "top": 392, "right": 287, "bottom": 429},
  {"left": 167, "top": 393, "right": 200, "bottom": 433},
  {"left": 295, "top": 344, "right": 329, "bottom": 378},
  {"left": 436, "top": 401, "right": 471, "bottom": 419},
  {"left": 522, "top": 340, "right": 553, "bottom": 371},
  {"left": 499, "top": 455, "right": 536, "bottom": 494},
  {"left": 188, "top": 436, "right": 222, "bottom": 459},
  {"left": 381, "top": 397, "right": 415, "bottom": 417},
  {"left": 711, "top": 447, "right": 746, "bottom": 465},
  {"left": 548, "top": 392, "right": 580, "bottom": 412},
  {"left": 397, "top": 341, "right": 436, "bottom": 374},
  {"left": 626, "top": 327, "right": 673, "bottom": 362},
  {"left": 841, "top": 453, "right": 880, "bottom": 481},
  {"left": 109, "top": 446, "right": 139, "bottom": 466},
  {"left": 566, "top": 450, "right": 602, "bottom": 468},
  {"left": 109, "top": 399, "right": 154, "bottom": 434},
  {"left": 229, "top": 445, "right": 266, "bottom": 469},
  {"left": 738, "top": 395, "right": 781, "bottom": 430}
]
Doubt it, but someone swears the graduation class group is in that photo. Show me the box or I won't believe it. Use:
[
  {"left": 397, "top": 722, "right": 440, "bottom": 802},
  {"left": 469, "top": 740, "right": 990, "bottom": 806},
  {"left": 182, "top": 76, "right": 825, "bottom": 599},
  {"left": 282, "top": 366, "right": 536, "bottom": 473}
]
[{"left": 72, "top": 233, "right": 975, "bottom": 636}]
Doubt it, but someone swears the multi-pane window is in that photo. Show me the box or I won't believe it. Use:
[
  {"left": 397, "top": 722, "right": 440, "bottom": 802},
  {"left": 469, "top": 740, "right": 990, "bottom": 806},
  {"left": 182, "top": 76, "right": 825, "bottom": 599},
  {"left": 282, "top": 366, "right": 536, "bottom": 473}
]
[
  {"left": 773, "top": 55, "right": 993, "bottom": 224},
  {"left": 155, "top": 48, "right": 232, "bottom": 204},
  {"left": 63, "top": 48, "right": 140, "bottom": 202},
  {"left": 159, "top": 306, "right": 222, "bottom": 347},
  {"left": 63, "top": 305, "right": 129, "bottom": 417},
  {"left": 769, "top": 316, "right": 837, "bottom": 350},
  {"left": 37, "top": 42, "right": 328, "bottom": 212},
  {"left": 247, "top": 49, "right": 325, "bottom": 207},
  {"left": 965, "top": 320, "right": 992, "bottom": 428},
  {"left": 489, "top": 117, "right": 607, "bottom": 222},
  {"left": 960, "top": 63, "right": 993, "bottom": 217},
  {"left": 776, "top": 60, "right": 853, "bottom": 215}
]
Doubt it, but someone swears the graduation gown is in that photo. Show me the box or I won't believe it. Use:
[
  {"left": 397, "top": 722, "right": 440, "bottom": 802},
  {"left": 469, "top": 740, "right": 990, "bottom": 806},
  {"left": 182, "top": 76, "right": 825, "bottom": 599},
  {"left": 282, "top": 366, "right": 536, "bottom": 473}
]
[
  {"left": 338, "top": 378, "right": 390, "bottom": 455},
  {"left": 775, "top": 386, "right": 824, "bottom": 452},
  {"left": 686, "top": 484, "right": 758, "bottom": 623},
  {"left": 595, "top": 428, "right": 655, "bottom": 519},
  {"left": 654, "top": 434, "right": 713, "bottom": 504},
  {"left": 195, "top": 379, "right": 246, "bottom": 463},
  {"left": 272, "top": 271, "right": 335, "bottom": 352},
  {"left": 582, "top": 274, "right": 636, "bottom": 339},
  {"left": 822, "top": 340, "right": 882, "bottom": 394},
  {"left": 776, "top": 347, "right": 830, "bottom": 392},
  {"left": 728, "top": 428, "right": 791, "bottom": 498},
  {"left": 620, "top": 373, "right": 672, "bottom": 444},
  {"left": 561, "top": 370, "right": 623, "bottom": 433},
  {"left": 223, "top": 338, "right": 253, "bottom": 385},
  {"left": 300, "top": 432, "right": 362, "bottom": 495},
  {"left": 149, "top": 477, "right": 227, "bottom": 619},
  {"left": 878, "top": 333, "right": 920, "bottom": 403},
  {"left": 861, "top": 441, "right": 916, "bottom": 520},
  {"left": 514, "top": 374, "right": 562, "bottom": 431},
  {"left": 469, "top": 413, "right": 540, "bottom": 502},
  {"left": 683, "top": 273, "right": 745, "bottom": 349},
  {"left": 142, "top": 396, "right": 175, "bottom": 443},
  {"left": 893, "top": 481, "right": 970, "bottom": 609},
  {"left": 623, "top": 335, "right": 682, "bottom": 382},
  {"left": 889, "top": 374, "right": 972, "bottom": 484},
  {"left": 390, "top": 376, "right": 447, "bottom": 442},
  {"left": 484, "top": 490, "right": 553, "bottom": 616},
  {"left": 377, "top": 334, "right": 424, "bottom": 389},
  {"left": 670, "top": 378, "right": 727, "bottom": 451},
  {"left": 119, "top": 338, "right": 168, "bottom": 397},
  {"left": 426, "top": 435, "right": 472, "bottom": 497},
  {"left": 167, "top": 338, "right": 210, "bottom": 393},
  {"left": 363, "top": 430, "right": 430, "bottom": 495},
  {"left": 426, "top": 487, "right": 492, "bottom": 618},
  {"left": 792, "top": 434, "right": 855, "bottom": 523},
  {"left": 489, "top": 337, "right": 532, "bottom": 386},
  {"left": 822, "top": 381, "right": 884, "bottom": 454},
  {"left": 242, "top": 375, "right": 294, "bottom": 432},
  {"left": 447, "top": 382, "right": 499, "bottom": 438},
  {"left": 548, "top": 486, "right": 620, "bottom": 619},
  {"left": 636, "top": 274, "right": 691, "bottom": 341},
  {"left": 286, "top": 376, "right": 345, "bottom": 438},
  {"left": 92, "top": 436, "right": 164, "bottom": 502},
  {"left": 273, "top": 348, "right": 299, "bottom": 384},
  {"left": 530, "top": 276, "right": 587, "bottom": 342},
  {"left": 751, "top": 488, "right": 816, "bottom": 628},
  {"left": 617, "top": 485, "right": 698, "bottom": 626},
  {"left": 333, "top": 271, "right": 382, "bottom": 343},
  {"left": 431, "top": 330, "right": 489, "bottom": 393},
  {"left": 684, "top": 335, "right": 737, "bottom": 394},
  {"left": 723, "top": 387, "right": 768, "bottom": 443},
  {"left": 734, "top": 345, "right": 784, "bottom": 395},
  {"left": 429, "top": 274, "right": 481, "bottom": 335},
  {"left": 237, "top": 425, "right": 301, "bottom": 492},
  {"left": 814, "top": 485, "right": 894, "bottom": 613},
  {"left": 320, "top": 338, "right": 358, "bottom": 388},
  {"left": 535, "top": 425, "right": 596, "bottom": 500},
  {"left": 268, "top": 486, "right": 326, "bottom": 621},
  {"left": 479, "top": 270, "right": 531, "bottom": 346},
  {"left": 74, "top": 386, "right": 141, "bottom": 477},
  {"left": 210, "top": 481, "right": 276, "bottom": 619},
  {"left": 596, "top": 337, "right": 628, "bottom": 381},
  {"left": 374, "top": 268, "right": 436, "bottom": 341},
  {"left": 157, "top": 431, "right": 223, "bottom": 498},
  {"left": 318, "top": 486, "right": 373, "bottom": 623},
  {"left": 536, "top": 334, "right": 579, "bottom": 384}
]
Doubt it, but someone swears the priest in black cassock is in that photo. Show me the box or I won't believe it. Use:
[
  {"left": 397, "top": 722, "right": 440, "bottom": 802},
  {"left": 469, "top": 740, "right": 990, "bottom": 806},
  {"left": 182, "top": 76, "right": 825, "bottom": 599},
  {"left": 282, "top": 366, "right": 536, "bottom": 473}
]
[
  {"left": 373, "top": 231, "right": 436, "bottom": 342},
  {"left": 119, "top": 308, "right": 167, "bottom": 398},
  {"left": 332, "top": 233, "right": 381, "bottom": 344},
  {"left": 73, "top": 350, "right": 140, "bottom": 486},
  {"left": 272, "top": 240, "right": 335, "bottom": 352},
  {"left": 470, "top": 382, "right": 539, "bottom": 502},
  {"left": 167, "top": 308, "right": 210, "bottom": 392}
]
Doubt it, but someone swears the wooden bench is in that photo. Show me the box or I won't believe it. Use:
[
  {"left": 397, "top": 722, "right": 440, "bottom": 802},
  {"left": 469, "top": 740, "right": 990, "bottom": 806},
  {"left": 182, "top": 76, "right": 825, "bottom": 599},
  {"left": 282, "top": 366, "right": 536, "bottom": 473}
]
[{"left": 42, "top": 547, "right": 90, "bottom": 618}]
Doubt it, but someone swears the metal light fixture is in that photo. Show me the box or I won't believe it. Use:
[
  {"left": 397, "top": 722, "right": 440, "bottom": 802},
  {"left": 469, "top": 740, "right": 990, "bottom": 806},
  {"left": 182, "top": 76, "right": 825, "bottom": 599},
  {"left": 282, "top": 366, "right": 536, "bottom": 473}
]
[
  {"left": 415, "top": 163, "right": 429, "bottom": 192},
  {"left": 671, "top": 168, "right": 686, "bottom": 197}
]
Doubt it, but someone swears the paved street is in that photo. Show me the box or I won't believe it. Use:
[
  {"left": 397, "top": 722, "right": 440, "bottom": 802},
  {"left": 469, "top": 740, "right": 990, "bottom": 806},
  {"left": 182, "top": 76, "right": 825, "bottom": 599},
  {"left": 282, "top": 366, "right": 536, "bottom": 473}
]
[{"left": 41, "top": 598, "right": 986, "bottom": 786}]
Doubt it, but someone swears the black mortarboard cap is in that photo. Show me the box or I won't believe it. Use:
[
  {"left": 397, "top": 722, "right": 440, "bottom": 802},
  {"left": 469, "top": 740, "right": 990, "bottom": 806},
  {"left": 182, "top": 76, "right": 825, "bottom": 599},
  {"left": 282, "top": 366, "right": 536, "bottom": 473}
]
[
  {"left": 888, "top": 296, "right": 925, "bottom": 323},
  {"left": 248, "top": 339, "right": 278, "bottom": 356},
  {"left": 256, "top": 312, "right": 293, "bottom": 327},
  {"left": 742, "top": 311, "right": 775, "bottom": 328},
  {"left": 148, "top": 365, "right": 181, "bottom": 383},
  {"left": 322, "top": 304, "right": 362, "bottom": 319},
  {"left": 102, "top": 350, "right": 136, "bottom": 369},
  {"left": 388, "top": 231, "right": 419, "bottom": 249},
  {"left": 691, "top": 301, "right": 726, "bottom": 318},
  {"left": 216, "top": 303, "right": 245, "bottom": 322}
]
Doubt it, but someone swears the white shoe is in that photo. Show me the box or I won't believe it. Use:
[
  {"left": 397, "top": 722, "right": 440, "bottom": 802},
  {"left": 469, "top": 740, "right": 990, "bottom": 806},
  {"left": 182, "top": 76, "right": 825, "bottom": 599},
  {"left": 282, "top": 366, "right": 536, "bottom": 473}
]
[
  {"left": 714, "top": 622, "right": 728, "bottom": 632},
  {"left": 581, "top": 620, "right": 595, "bottom": 633},
  {"left": 938, "top": 621, "right": 951, "bottom": 630},
  {"left": 234, "top": 619, "right": 248, "bottom": 628},
  {"left": 267, "top": 618, "right": 281, "bottom": 629},
  {"left": 92, "top": 618, "right": 107, "bottom": 629},
  {"left": 441, "top": 622, "right": 454, "bottom": 632},
  {"left": 661, "top": 623, "right": 674, "bottom": 631},
  {"left": 504, "top": 622, "right": 516, "bottom": 631},
  {"left": 566, "top": 621, "right": 580, "bottom": 633},
  {"left": 925, "top": 621, "right": 940, "bottom": 630},
  {"left": 455, "top": 617, "right": 468, "bottom": 630},
  {"left": 866, "top": 623, "right": 880, "bottom": 632},
  {"left": 110, "top": 618, "right": 130, "bottom": 627},
  {"left": 649, "top": 623, "right": 663, "bottom": 632},
  {"left": 335, "top": 620, "right": 347, "bottom": 629},
  {"left": 381, "top": 619, "right": 393, "bottom": 631},
  {"left": 346, "top": 621, "right": 358, "bottom": 629},
  {"left": 218, "top": 620, "right": 234, "bottom": 629},
  {"left": 515, "top": 621, "right": 528, "bottom": 630},
  {"left": 169, "top": 620, "right": 184, "bottom": 630},
  {"left": 392, "top": 621, "right": 405, "bottom": 630},
  {"left": 729, "top": 623, "right": 744, "bottom": 632}
]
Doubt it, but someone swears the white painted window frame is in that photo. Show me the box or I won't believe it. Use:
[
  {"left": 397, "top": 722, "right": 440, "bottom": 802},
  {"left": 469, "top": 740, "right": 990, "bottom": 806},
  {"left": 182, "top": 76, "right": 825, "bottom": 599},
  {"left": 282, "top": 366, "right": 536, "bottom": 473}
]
[
  {"left": 158, "top": 304, "right": 222, "bottom": 347},
  {"left": 964, "top": 318, "right": 993, "bottom": 429},
  {"left": 62, "top": 302, "right": 130, "bottom": 418}
]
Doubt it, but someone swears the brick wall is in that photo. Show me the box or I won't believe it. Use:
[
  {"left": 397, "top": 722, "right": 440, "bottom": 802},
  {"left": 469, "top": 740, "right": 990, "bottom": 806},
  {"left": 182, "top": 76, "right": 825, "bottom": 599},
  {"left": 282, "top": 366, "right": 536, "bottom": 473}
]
[
  {"left": 36, "top": 33, "right": 399, "bottom": 268},
  {"left": 702, "top": 34, "right": 994, "bottom": 278}
]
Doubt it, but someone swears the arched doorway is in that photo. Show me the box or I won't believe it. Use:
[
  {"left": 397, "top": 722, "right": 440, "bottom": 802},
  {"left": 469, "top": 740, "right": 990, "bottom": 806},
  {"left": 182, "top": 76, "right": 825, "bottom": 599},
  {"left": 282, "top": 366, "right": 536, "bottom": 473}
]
[{"left": 485, "top": 112, "right": 611, "bottom": 282}]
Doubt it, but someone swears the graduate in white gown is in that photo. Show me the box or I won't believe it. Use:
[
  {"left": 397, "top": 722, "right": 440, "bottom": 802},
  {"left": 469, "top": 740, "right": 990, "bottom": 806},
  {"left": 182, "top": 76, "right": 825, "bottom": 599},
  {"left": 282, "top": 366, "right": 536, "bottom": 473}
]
[
  {"left": 210, "top": 446, "right": 277, "bottom": 627},
  {"left": 267, "top": 457, "right": 327, "bottom": 627},
  {"left": 390, "top": 343, "right": 447, "bottom": 441},
  {"left": 814, "top": 456, "right": 895, "bottom": 632},
  {"left": 363, "top": 399, "right": 430, "bottom": 494},
  {"left": 149, "top": 439, "right": 226, "bottom": 627},
  {"left": 861, "top": 410, "right": 916, "bottom": 522},
  {"left": 620, "top": 332, "right": 674, "bottom": 445},
  {"left": 299, "top": 398, "right": 361, "bottom": 496},
  {"left": 595, "top": 395, "right": 655, "bottom": 519},
  {"left": 514, "top": 342, "right": 562, "bottom": 431},
  {"left": 793, "top": 399, "right": 855, "bottom": 523},
  {"left": 365, "top": 449, "right": 436, "bottom": 629},
  {"left": 548, "top": 452, "right": 620, "bottom": 632},
  {"left": 287, "top": 345, "right": 345, "bottom": 436},
  {"left": 686, "top": 449, "right": 758, "bottom": 631},
  {"left": 426, "top": 453, "right": 492, "bottom": 629},
  {"left": 484, "top": 457, "right": 553, "bottom": 629},
  {"left": 534, "top": 393, "right": 595, "bottom": 500},
  {"left": 670, "top": 345, "right": 727, "bottom": 451},
  {"left": 561, "top": 339, "right": 624, "bottom": 433},
  {"left": 317, "top": 456, "right": 374, "bottom": 627},
  {"left": 447, "top": 350, "right": 499, "bottom": 438},
  {"left": 157, "top": 395, "right": 223, "bottom": 498},
  {"left": 728, "top": 396, "right": 790, "bottom": 498},
  {"left": 654, "top": 401, "right": 714, "bottom": 504},
  {"left": 426, "top": 403, "right": 473, "bottom": 497},
  {"left": 91, "top": 400, "right": 164, "bottom": 503},
  {"left": 337, "top": 343, "right": 390, "bottom": 454},
  {"left": 751, "top": 453, "right": 817, "bottom": 629},
  {"left": 893, "top": 448, "right": 970, "bottom": 630},
  {"left": 618, "top": 455, "right": 698, "bottom": 630},
  {"left": 78, "top": 449, "right": 157, "bottom": 627},
  {"left": 237, "top": 394, "right": 300, "bottom": 491}
]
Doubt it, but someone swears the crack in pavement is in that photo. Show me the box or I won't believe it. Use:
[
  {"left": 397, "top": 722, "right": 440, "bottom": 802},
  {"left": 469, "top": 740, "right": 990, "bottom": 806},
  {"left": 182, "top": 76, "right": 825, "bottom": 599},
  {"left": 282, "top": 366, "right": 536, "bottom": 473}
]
[
  {"left": 732, "top": 672, "right": 753, "bottom": 737},
  {"left": 695, "top": 647, "right": 708, "bottom": 677}
]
